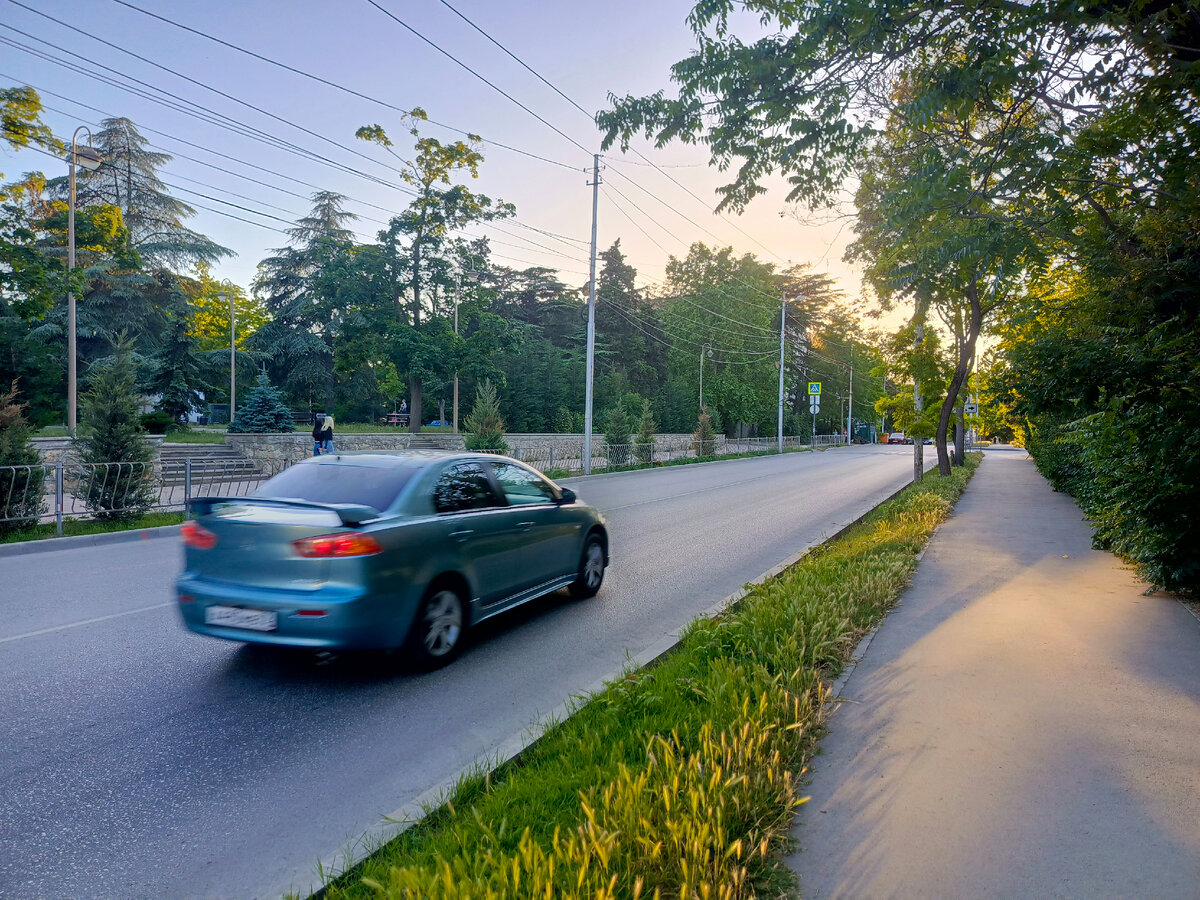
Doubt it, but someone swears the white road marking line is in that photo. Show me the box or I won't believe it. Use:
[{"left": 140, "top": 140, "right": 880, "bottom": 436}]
[{"left": 0, "top": 601, "right": 174, "bottom": 644}]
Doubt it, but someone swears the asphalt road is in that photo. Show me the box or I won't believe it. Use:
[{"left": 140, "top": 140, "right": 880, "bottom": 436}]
[{"left": 2, "top": 446, "right": 920, "bottom": 899}]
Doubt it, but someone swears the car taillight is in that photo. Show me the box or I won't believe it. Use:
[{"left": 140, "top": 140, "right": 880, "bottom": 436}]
[
  {"left": 292, "top": 532, "right": 383, "bottom": 558},
  {"left": 181, "top": 521, "right": 217, "bottom": 549}
]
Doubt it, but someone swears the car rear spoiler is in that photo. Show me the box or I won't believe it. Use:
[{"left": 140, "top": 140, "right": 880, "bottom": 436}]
[{"left": 189, "top": 497, "right": 381, "bottom": 526}]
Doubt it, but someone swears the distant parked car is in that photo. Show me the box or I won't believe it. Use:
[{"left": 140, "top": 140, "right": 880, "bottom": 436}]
[
  {"left": 427, "top": 419, "right": 448, "bottom": 427},
  {"left": 887, "top": 432, "right": 906, "bottom": 444},
  {"left": 176, "top": 453, "right": 609, "bottom": 668}
]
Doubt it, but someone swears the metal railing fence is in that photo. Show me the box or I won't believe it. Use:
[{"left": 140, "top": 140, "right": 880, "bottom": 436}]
[
  {"left": 3, "top": 435, "right": 851, "bottom": 533},
  {"left": 0, "top": 458, "right": 304, "bottom": 534}
]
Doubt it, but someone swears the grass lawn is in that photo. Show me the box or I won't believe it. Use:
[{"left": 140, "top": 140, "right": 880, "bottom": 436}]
[
  {"left": 315, "top": 453, "right": 982, "bottom": 899},
  {"left": 0, "top": 511, "right": 184, "bottom": 544}
]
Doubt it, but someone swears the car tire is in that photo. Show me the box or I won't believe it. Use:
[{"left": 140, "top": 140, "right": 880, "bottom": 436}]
[
  {"left": 568, "top": 535, "right": 606, "bottom": 599},
  {"left": 406, "top": 581, "right": 466, "bottom": 669}
]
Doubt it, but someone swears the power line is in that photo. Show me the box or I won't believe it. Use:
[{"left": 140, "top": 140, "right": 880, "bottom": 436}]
[
  {"left": 0, "top": 36, "right": 420, "bottom": 200},
  {"left": 431, "top": 0, "right": 791, "bottom": 265},
  {"left": 600, "top": 297, "right": 778, "bottom": 363},
  {"left": 363, "top": 0, "right": 593, "bottom": 159},
  {"left": 0, "top": 16, "right": 419, "bottom": 190},
  {"left": 601, "top": 181, "right": 780, "bottom": 336},
  {"left": 23, "top": 82, "right": 590, "bottom": 266},
  {"left": 106, "top": 0, "right": 578, "bottom": 171}
]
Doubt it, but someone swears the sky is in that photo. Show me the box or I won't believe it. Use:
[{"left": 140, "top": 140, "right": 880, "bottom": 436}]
[{"left": 0, "top": 0, "right": 868, "bottom": 314}]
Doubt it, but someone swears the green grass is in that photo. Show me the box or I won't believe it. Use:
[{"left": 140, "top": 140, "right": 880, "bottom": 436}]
[
  {"left": 163, "top": 430, "right": 227, "bottom": 444},
  {"left": 0, "top": 511, "right": 184, "bottom": 544},
  {"left": 317, "top": 453, "right": 982, "bottom": 899}
]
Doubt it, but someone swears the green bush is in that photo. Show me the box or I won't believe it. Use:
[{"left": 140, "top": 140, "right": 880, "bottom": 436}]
[
  {"left": 139, "top": 410, "right": 174, "bottom": 434},
  {"left": 463, "top": 380, "right": 509, "bottom": 454}
]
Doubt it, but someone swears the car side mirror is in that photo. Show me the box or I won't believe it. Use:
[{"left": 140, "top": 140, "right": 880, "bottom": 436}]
[{"left": 558, "top": 488, "right": 577, "bottom": 504}]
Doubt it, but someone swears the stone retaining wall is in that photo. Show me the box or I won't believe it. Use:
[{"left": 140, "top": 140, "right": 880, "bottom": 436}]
[
  {"left": 225, "top": 432, "right": 467, "bottom": 464},
  {"left": 32, "top": 436, "right": 165, "bottom": 468}
]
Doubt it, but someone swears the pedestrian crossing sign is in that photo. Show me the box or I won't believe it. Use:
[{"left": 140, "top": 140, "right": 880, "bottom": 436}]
[{"left": 808, "top": 382, "right": 821, "bottom": 396}]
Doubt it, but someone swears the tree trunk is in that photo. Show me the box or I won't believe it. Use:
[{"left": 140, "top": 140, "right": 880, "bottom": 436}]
[
  {"left": 936, "top": 282, "right": 984, "bottom": 476},
  {"left": 410, "top": 376, "right": 423, "bottom": 434},
  {"left": 954, "top": 403, "right": 966, "bottom": 466}
]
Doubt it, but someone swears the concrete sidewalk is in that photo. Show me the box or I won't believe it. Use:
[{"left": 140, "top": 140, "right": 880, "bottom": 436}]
[{"left": 787, "top": 449, "right": 1200, "bottom": 899}]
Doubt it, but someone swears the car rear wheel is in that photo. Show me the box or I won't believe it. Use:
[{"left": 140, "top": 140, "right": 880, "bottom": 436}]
[
  {"left": 407, "top": 583, "right": 466, "bottom": 669},
  {"left": 569, "top": 535, "right": 605, "bottom": 599}
]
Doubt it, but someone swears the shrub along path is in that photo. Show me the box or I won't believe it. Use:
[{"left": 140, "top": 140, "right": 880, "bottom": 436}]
[
  {"left": 787, "top": 448, "right": 1200, "bottom": 897},
  {"left": 315, "top": 455, "right": 982, "bottom": 899}
]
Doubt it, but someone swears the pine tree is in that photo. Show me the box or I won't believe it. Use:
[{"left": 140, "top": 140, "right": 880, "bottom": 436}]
[
  {"left": 148, "top": 312, "right": 208, "bottom": 427},
  {"left": 463, "top": 379, "right": 508, "bottom": 453},
  {"left": 76, "top": 336, "right": 155, "bottom": 520},
  {"left": 228, "top": 371, "right": 294, "bottom": 434},
  {"left": 634, "top": 398, "right": 657, "bottom": 465},
  {"left": 604, "top": 403, "right": 632, "bottom": 467},
  {"left": 0, "top": 380, "right": 45, "bottom": 532}
]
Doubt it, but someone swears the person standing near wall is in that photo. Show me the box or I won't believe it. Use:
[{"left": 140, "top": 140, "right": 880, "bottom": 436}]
[
  {"left": 311, "top": 414, "right": 324, "bottom": 456},
  {"left": 320, "top": 414, "right": 335, "bottom": 455}
]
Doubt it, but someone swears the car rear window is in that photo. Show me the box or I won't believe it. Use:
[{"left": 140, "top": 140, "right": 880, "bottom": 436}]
[{"left": 255, "top": 462, "right": 416, "bottom": 512}]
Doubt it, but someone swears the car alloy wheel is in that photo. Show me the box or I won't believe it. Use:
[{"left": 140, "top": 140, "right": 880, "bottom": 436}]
[
  {"left": 423, "top": 589, "right": 463, "bottom": 657},
  {"left": 569, "top": 536, "right": 605, "bottom": 598},
  {"left": 408, "top": 584, "right": 466, "bottom": 669}
]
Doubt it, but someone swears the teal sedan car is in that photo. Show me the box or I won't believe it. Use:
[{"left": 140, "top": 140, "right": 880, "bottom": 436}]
[{"left": 176, "top": 452, "right": 608, "bottom": 668}]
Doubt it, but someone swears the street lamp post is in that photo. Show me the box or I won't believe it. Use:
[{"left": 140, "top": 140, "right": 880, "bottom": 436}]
[
  {"left": 699, "top": 343, "right": 712, "bottom": 411},
  {"left": 66, "top": 127, "right": 102, "bottom": 436},
  {"left": 221, "top": 291, "right": 234, "bottom": 425}
]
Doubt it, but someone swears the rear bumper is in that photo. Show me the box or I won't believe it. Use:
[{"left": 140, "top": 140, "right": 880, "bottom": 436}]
[{"left": 175, "top": 574, "right": 418, "bottom": 650}]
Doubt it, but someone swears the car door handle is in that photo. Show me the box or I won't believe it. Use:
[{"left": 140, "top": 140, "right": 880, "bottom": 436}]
[
  {"left": 449, "top": 529, "right": 474, "bottom": 542},
  {"left": 516, "top": 521, "right": 535, "bottom": 531}
]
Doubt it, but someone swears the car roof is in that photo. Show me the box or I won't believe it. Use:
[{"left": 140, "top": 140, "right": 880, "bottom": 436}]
[{"left": 298, "top": 451, "right": 509, "bottom": 471}]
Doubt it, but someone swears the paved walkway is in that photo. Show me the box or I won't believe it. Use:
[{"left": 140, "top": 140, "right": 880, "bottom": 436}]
[{"left": 786, "top": 448, "right": 1200, "bottom": 899}]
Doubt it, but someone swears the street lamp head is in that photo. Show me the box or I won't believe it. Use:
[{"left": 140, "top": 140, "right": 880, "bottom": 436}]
[
  {"left": 217, "top": 291, "right": 227, "bottom": 301},
  {"left": 73, "top": 144, "right": 103, "bottom": 172}
]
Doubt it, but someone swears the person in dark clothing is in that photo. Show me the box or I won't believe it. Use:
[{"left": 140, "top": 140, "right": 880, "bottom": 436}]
[
  {"left": 311, "top": 415, "right": 324, "bottom": 456},
  {"left": 319, "top": 414, "right": 334, "bottom": 454}
]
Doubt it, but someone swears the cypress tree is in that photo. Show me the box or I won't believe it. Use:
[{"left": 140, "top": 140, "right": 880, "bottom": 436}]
[
  {"left": 463, "top": 380, "right": 508, "bottom": 453},
  {"left": 76, "top": 336, "right": 155, "bottom": 520}
]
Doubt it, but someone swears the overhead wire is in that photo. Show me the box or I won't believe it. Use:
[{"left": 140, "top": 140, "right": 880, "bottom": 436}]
[
  {"left": 0, "top": 20, "right": 421, "bottom": 191},
  {"left": 106, "top": 0, "right": 578, "bottom": 171},
  {"left": 433, "top": 0, "right": 791, "bottom": 265},
  {"left": 363, "top": 0, "right": 593, "bottom": 160},
  {"left": 601, "top": 181, "right": 781, "bottom": 336},
  {"left": 23, "top": 82, "right": 591, "bottom": 265}
]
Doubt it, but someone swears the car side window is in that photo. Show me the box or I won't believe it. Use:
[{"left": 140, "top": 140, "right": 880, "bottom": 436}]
[
  {"left": 432, "top": 462, "right": 502, "bottom": 513},
  {"left": 490, "top": 462, "right": 558, "bottom": 506}
]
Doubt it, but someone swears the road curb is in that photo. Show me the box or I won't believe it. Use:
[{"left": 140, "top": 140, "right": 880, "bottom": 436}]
[
  {"left": 0, "top": 523, "right": 182, "bottom": 558},
  {"left": 301, "top": 466, "right": 924, "bottom": 899}
]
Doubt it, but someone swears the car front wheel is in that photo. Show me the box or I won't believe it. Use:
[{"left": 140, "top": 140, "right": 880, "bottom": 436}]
[
  {"left": 407, "top": 583, "right": 466, "bottom": 669},
  {"left": 569, "top": 535, "right": 606, "bottom": 599}
]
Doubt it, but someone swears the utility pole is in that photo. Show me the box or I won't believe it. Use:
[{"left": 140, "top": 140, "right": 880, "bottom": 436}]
[
  {"left": 453, "top": 275, "right": 460, "bottom": 434},
  {"left": 847, "top": 345, "right": 854, "bottom": 445},
  {"left": 777, "top": 293, "right": 786, "bottom": 453},
  {"left": 913, "top": 305, "right": 925, "bottom": 482},
  {"left": 583, "top": 154, "right": 601, "bottom": 475}
]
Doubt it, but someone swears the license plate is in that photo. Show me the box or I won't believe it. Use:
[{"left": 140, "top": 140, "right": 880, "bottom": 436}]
[{"left": 205, "top": 605, "right": 278, "bottom": 632}]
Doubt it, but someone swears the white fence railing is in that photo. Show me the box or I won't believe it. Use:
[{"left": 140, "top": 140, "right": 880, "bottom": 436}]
[{"left": 4, "top": 435, "right": 851, "bottom": 533}]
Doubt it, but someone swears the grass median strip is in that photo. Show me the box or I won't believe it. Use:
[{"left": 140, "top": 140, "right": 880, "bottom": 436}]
[
  {"left": 315, "top": 452, "right": 981, "bottom": 900},
  {"left": 0, "top": 511, "right": 184, "bottom": 544}
]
